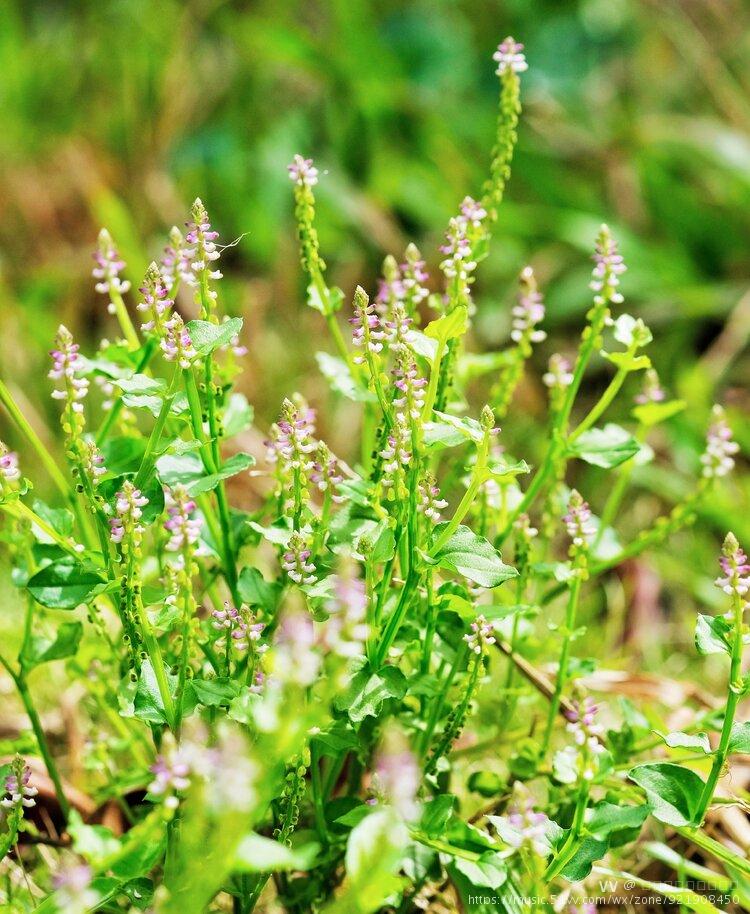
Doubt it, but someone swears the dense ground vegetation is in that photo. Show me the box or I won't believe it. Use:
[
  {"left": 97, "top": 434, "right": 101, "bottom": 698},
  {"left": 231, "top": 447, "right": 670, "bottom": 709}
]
[{"left": 1, "top": 7, "right": 749, "bottom": 914}]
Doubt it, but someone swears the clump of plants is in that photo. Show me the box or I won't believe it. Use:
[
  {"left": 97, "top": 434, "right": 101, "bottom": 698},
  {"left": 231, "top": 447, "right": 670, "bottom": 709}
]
[{"left": 0, "top": 36, "right": 748, "bottom": 914}]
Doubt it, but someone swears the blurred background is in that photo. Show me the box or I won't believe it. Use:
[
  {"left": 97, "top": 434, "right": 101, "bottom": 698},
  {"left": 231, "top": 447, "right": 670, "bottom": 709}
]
[{"left": 1, "top": 0, "right": 749, "bottom": 666}]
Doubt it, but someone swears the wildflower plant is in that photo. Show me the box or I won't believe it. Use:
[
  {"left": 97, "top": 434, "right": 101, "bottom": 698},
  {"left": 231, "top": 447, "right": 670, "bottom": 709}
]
[{"left": 0, "top": 34, "right": 748, "bottom": 914}]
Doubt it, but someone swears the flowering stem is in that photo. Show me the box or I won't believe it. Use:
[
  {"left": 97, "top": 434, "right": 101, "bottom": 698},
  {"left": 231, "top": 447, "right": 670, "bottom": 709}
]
[
  {"left": 183, "top": 370, "right": 240, "bottom": 605},
  {"left": 544, "top": 777, "right": 589, "bottom": 881},
  {"left": 309, "top": 741, "right": 329, "bottom": 846},
  {"left": 568, "top": 362, "right": 630, "bottom": 442},
  {"left": 421, "top": 338, "right": 447, "bottom": 423},
  {"left": 695, "top": 584, "right": 744, "bottom": 824},
  {"left": 108, "top": 288, "right": 141, "bottom": 351},
  {"left": 4, "top": 501, "right": 81, "bottom": 557},
  {"left": 0, "top": 378, "right": 70, "bottom": 498},
  {"left": 97, "top": 338, "right": 157, "bottom": 445},
  {"left": 541, "top": 575, "right": 581, "bottom": 757},
  {"left": 0, "top": 652, "right": 71, "bottom": 820},
  {"left": 372, "top": 569, "right": 419, "bottom": 669},
  {"left": 133, "top": 367, "right": 181, "bottom": 491},
  {"left": 430, "top": 426, "right": 491, "bottom": 556}
]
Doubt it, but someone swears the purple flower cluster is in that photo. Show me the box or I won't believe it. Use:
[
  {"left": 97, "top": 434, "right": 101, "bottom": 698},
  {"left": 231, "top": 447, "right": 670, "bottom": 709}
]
[
  {"left": 81, "top": 440, "right": 106, "bottom": 486},
  {"left": 149, "top": 746, "right": 191, "bottom": 810},
  {"left": 321, "top": 575, "right": 369, "bottom": 659},
  {"left": 489, "top": 782, "right": 552, "bottom": 857},
  {"left": 373, "top": 736, "right": 420, "bottom": 820},
  {"left": 564, "top": 490, "right": 595, "bottom": 549},
  {"left": 417, "top": 474, "right": 448, "bottom": 524},
  {"left": 269, "top": 398, "right": 317, "bottom": 474},
  {"left": 161, "top": 313, "right": 197, "bottom": 369},
  {"left": 701, "top": 405, "right": 738, "bottom": 479},
  {"left": 380, "top": 412, "right": 412, "bottom": 497},
  {"left": 392, "top": 351, "right": 427, "bottom": 420},
  {"left": 161, "top": 226, "right": 184, "bottom": 291},
  {"left": 439, "top": 196, "right": 486, "bottom": 285},
  {"left": 164, "top": 484, "right": 203, "bottom": 553},
  {"left": 376, "top": 245, "right": 429, "bottom": 319},
  {"left": 137, "top": 262, "right": 175, "bottom": 334},
  {"left": 52, "top": 865, "right": 98, "bottom": 914},
  {"left": 542, "top": 353, "right": 574, "bottom": 391},
  {"left": 590, "top": 224, "right": 626, "bottom": 306},
  {"left": 2, "top": 762, "right": 37, "bottom": 809},
  {"left": 564, "top": 696, "right": 606, "bottom": 777},
  {"left": 212, "top": 602, "right": 267, "bottom": 654},
  {"left": 634, "top": 368, "right": 666, "bottom": 405},
  {"left": 287, "top": 154, "right": 319, "bottom": 188},
  {"left": 715, "top": 532, "right": 749, "bottom": 600},
  {"left": 0, "top": 443, "right": 20, "bottom": 485},
  {"left": 464, "top": 615, "right": 496, "bottom": 655},
  {"left": 350, "top": 292, "right": 386, "bottom": 364},
  {"left": 179, "top": 198, "right": 222, "bottom": 301},
  {"left": 282, "top": 531, "right": 317, "bottom": 585},
  {"left": 511, "top": 266, "right": 546, "bottom": 346},
  {"left": 109, "top": 480, "right": 148, "bottom": 545},
  {"left": 310, "top": 442, "right": 344, "bottom": 503},
  {"left": 92, "top": 229, "right": 131, "bottom": 303},
  {"left": 493, "top": 37, "right": 528, "bottom": 76},
  {"left": 49, "top": 325, "right": 89, "bottom": 412}
]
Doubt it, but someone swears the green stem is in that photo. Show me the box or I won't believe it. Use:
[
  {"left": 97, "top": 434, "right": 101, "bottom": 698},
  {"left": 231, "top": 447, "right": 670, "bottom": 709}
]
[
  {"left": 568, "top": 364, "right": 629, "bottom": 443},
  {"left": 430, "top": 430, "right": 490, "bottom": 556},
  {"left": 694, "top": 585, "right": 744, "bottom": 824},
  {"left": 309, "top": 742, "right": 329, "bottom": 846},
  {"left": 372, "top": 569, "right": 419, "bottom": 669},
  {"left": 96, "top": 338, "right": 157, "bottom": 445},
  {"left": 109, "top": 288, "right": 141, "bottom": 351},
  {"left": 421, "top": 339, "right": 447, "bottom": 423},
  {"left": 544, "top": 777, "right": 589, "bottom": 881},
  {"left": 6, "top": 501, "right": 80, "bottom": 557},
  {"left": 0, "top": 379, "right": 70, "bottom": 498},
  {"left": 541, "top": 575, "right": 582, "bottom": 756},
  {"left": 133, "top": 367, "right": 181, "bottom": 491},
  {"left": 0, "top": 655, "right": 71, "bottom": 820}
]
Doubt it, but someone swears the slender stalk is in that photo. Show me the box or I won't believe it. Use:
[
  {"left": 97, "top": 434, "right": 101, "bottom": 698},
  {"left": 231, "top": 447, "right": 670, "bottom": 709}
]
[
  {"left": 544, "top": 777, "right": 589, "bottom": 881},
  {"left": 0, "top": 654, "right": 71, "bottom": 820},
  {"left": 568, "top": 363, "right": 629, "bottom": 442},
  {"left": 541, "top": 576, "right": 582, "bottom": 756},
  {"left": 694, "top": 583, "right": 744, "bottom": 824},
  {"left": 5, "top": 501, "right": 81, "bottom": 557},
  {"left": 133, "top": 366, "right": 181, "bottom": 491},
  {"left": 96, "top": 338, "right": 157, "bottom": 445},
  {"left": 108, "top": 288, "right": 141, "bottom": 351},
  {"left": 0, "top": 379, "right": 70, "bottom": 498}
]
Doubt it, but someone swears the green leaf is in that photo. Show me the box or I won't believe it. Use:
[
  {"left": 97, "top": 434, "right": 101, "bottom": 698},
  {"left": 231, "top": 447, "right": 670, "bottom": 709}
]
[
  {"left": 338, "top": 808, "right": 408, "bottom": 914},
  {"left": 100, "top": 436, "right": 147, "bottom": 476},
  {"left": 188, "top": 678, "right": 239, "bottom": 708},
  {"left": 312, "top": 722, "right": 360, "bottom": 757},
  {"left": 316, "top": 352, "right": 375, "bottom": 402},
  {"left": 334, "top": 663, "right": 408, "bottom": 723},
  {"left": 237, "top": 567, "right": 280, "bottom": 613},
  {"left": 134, "top": 659, "right": 175, "bottom": 725},
  {"left": 728, "top": 722, "right": 750, "bottom": 754},
  {"left": 431, "top": 525, "right": 518, "bottom": 588},
  {"left": 307, "top": 283, "right": 344, "bottom": 315},
  {"left": 695, "top": 614, "right": 732, "bottom": 656},
  {"left": 112, "top": 375, "right": 189, "bottom": 417},
  {"left": 185, "top": 317, "right": 243, "bottom": 356},
  {"left": 405, "top": 329, "right": 438, "bottom": 361},
  {"left": 222, "top": 393, "right": 254, "bottom": 438},
  {"left": 587, "top": 802, "right": 649, "bottom": 838},
  {"left": 156, "top": 452, "right": 254, "bottom": 496},
  {"left": 655, "top": 731, "right": 712, "bottom": 754},
  {"left": 69, "top": 811, "right": 121, "bottom": 864},
  {"left": 632, "top": 399, "right": 686, "bottom": 427},
  {"left": 27, "top": 559, "right": 105, "bottom": 609},
  {"left": 424, "top": 306, "right": 469, "bottom": 344},
  {"left": 31, "top": 500, "right": 73, "bottom": 543},
  {"left": 603, "top": 351, "right": 651, "bottom": 372},
  {"left": 569, "top": 424, "right": 640, "bottom": 469},
  {"left": 629, "top": 762, "right": 705, "bottom": 826},
  {"left": 429, "top": 411, "right": 484, "bottom": 444},
  {"left": 234, "top": 833, "right": 319, "bottom": 872},
  {"left": 21, "top": 621, "right": 83, "bottom": 670},
  {"left": 559, "top": 836, "right": 609, "bottom": 881},
  {"left": 452, "top": 852, "right": 507, "bottom": 890}
]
